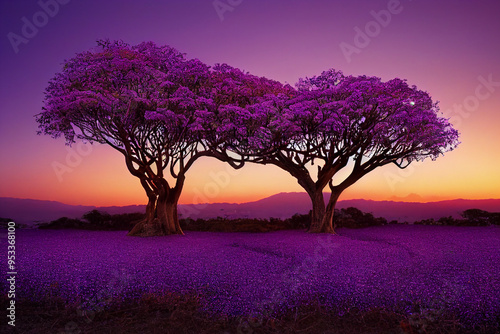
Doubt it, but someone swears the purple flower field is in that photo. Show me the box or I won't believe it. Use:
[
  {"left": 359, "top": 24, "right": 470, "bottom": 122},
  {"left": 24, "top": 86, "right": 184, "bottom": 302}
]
[{"left": 4, "top": 225, "right": 500, "bottom": 327}]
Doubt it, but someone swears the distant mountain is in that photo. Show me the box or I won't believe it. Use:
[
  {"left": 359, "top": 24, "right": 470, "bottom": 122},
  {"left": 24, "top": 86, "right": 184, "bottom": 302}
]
[
  {"left": 388, "top": 193, "right": 425, "bottom": 202},
  {"left": 1, "top": 193, "right": 500, "bottom": 226},
  {"left": 336, "top": 198, "right": 500, "bottom": 223},
  {"left": 0, "top": 197, "right": 145, "bottom": 225}
]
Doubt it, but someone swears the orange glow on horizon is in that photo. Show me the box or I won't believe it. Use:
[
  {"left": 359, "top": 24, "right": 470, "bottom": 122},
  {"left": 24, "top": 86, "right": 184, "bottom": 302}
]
[{"left": 2, "top": 125, "right": 500, "bottom": 207}]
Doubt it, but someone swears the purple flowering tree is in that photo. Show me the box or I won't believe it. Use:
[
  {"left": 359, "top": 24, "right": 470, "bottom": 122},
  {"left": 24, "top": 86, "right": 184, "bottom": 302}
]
[
  {"left": 37, "top": 41, "right": 459, "bottom": 237},
  {"left": 201, "top": 64, "right": 295, "bottom": 160},
  {"left": 36, "top": 43, "right": 286, "bottom": 237},
  {"left": 226, "top": 69, "right": 460, "bottom": 233},
  {"left": 37, "top": 40, "right": 218, "bottom": 236}
]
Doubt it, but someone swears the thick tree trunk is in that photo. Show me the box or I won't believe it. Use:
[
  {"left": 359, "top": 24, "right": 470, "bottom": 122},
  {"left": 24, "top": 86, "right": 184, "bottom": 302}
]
[
  {"left": 169, "top": 175, "right": 185, "bottom": 235},
  {"left": 321, "top": 191, "right": 341, "bottom": 233},
  {"left": 156, "top": 196, "right": 184, "bottom": 235},
  {"left": 128, "top": 181, "right": 184, "bottom": 236},
  {"left": 145, "top": 194, "right": 156, "bottom": 222},
  {"left": 307, "top": 189, "right": 326, "bottom": 232},
  {"left": 128, "top": 196, "right": 184, "bottom": 236},
  {"left": 172, "top": 203, "right": 183, "bottom": 234},
  {"left": 127, "top": 216, "right": 165, "bottom": 237},
  {"left": 156, "top": 194, "right": 174, "bottom": 234},
  {"left": 309, "top": 191, "right": 341, "bottom": 234},
  {"left": 128, "top": 194, "right": 163, "bottom": 236}
]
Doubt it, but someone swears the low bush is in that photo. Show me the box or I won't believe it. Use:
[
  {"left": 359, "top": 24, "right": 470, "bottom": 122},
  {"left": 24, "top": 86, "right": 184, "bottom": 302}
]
[
  {"left": 284, "top": 213, "right": 311, "bottom": 229},
  {"left": 414, "top": 209, "right": 500, "bottom": 226},
  {"left": 335, "top": 207, "right": 387, "bottom": 228},
  {"left": 0, "top": 218, "right": 24, "bottom": 229},
  {"left": 37, "top": 212, "right": 145, "bottom": 230},
  {"left": 180, "top": 216, "right": 304, "bottom": 232},
  {"left": 38, "top": 217, "right": 87, "bottom": 229},
  {"left": 34, "top": 207, "right": 500, "bottom": 231},
  {"left": 461, "top": 209, "right": 500, "bottom": 226}
]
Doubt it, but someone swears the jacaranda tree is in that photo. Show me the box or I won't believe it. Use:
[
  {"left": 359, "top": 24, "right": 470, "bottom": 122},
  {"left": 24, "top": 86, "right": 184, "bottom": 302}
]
[
  {"left": 37, "top": 41, "right": 289, "bottom": 236},
  {"left": 201, "top": 63, "right": 295, "bottom": 161},
  {"left": 225, "top": 69, "right": 460, "bottom": 233},
  {"left": 37, "top": 40, "right": 219, "bottom": 236},
  {"left": 37, "top": 40, "right": 459, "bottom": 236}
]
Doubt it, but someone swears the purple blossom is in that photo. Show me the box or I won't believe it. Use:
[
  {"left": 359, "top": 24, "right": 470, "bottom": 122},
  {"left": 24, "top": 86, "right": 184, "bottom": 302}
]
[{"left": 4, "top": 226, "right": 498, "bottom": 328}]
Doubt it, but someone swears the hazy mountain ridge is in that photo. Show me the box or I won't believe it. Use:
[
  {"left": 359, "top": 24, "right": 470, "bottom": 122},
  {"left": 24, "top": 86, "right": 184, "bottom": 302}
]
[{"left": 1, "top": 193, "right": 500, "bottom": 225}]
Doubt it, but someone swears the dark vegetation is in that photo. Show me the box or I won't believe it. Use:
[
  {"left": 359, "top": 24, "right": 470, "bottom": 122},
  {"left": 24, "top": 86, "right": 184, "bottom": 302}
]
[
  {"left": 0, "top": 217, "right": 24, "bottom": 229},
  {"left": 4, "top": 292, "right": 497, "bottom": 334},
  {"left": 37, "top": 210, "right": 146, "bottom": 231},
  {"left": 33, "top": 207, "right": 500, "bottom": 232},
  {"left": 180, "top": 215, "right": 309, "bottom": 232},
  {"left": 414, "top": 209, "right": 500, "bottom": 226}
]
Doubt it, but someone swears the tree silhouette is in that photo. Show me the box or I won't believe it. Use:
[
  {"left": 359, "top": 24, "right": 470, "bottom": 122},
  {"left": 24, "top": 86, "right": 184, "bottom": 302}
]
[
  {"left": 223, "top": 69, "right": 460, "bottom": 233},
  {"left": 36, "top": 42, "right": 287, "bottom": 236},
  {"left": 37, "top": 40, "right": 219, "bottom": 236},
  {"left": 37, "top": 41, "right": 459, "bottom": 235}
]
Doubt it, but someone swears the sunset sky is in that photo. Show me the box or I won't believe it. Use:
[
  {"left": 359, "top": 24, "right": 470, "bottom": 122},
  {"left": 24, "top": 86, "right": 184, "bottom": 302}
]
[{"left": 1, "top": 0, "right": 499, "bottom": 207}]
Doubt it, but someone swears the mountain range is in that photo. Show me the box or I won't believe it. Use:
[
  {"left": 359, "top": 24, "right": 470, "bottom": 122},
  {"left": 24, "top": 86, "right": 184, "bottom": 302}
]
[{"left": 1, "top": 193, "right": 500, "bottom": 225}]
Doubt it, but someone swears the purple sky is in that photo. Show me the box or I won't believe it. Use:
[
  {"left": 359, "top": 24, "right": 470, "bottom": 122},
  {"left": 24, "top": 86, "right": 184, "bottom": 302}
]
[{"left": 1, "top": 0, "right": 500, "bottom": 206}]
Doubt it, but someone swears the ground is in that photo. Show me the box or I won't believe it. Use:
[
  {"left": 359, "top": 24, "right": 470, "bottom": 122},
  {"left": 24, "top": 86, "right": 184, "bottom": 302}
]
[{"left": 2, "top": 225, "right": 499, "bottom": 333}]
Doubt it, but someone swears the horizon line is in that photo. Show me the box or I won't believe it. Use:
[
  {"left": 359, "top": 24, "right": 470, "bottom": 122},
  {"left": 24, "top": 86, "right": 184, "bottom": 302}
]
[{"left": 2, "top": 193, "right": 500, "bottom": 208}]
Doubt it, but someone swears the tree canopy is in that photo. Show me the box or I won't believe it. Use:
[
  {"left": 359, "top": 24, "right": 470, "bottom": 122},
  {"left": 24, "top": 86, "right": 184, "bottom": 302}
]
[
  {"left": 36, "top": 41, "right": 289, "bottom": 236},
  {"left": 37, "top": 41, "right": 459, "bottom": 236},
  {"left": 37, "top": 40, "right": 215, "bottom": 235},
  {"left": 219, "top": 69, "right": 460, "bottom": 232}
]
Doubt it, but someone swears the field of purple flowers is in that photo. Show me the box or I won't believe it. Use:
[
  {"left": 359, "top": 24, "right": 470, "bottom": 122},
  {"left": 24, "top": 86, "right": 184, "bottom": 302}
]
[{"left": 4, "top": 225, "right": 500, "bottom": 330}]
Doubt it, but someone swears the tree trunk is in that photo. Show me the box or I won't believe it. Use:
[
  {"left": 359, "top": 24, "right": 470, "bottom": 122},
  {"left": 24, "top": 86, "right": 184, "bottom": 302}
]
[
  {"left": 318, "top": 191, "right": 341, "bottom": 234},
  {"left": 145, "top": 194, "right": 156, "bottom": 222},
  {"left": 307, "top": 189, "right": 326, "bottom": 232},
  {"left": 128, "top": 195, "right": 184, "bottom": 236},
  {"left": 158, "top": 196, "right": 184, "bottom": 235},
  {"left": 156, "top": 195, "right": 184, "bottom": 235},
  {"left": 172, "top": 203, "right": 183, "bottom": 234},
  {"left": 128, "top": 171, "right": 186, "bottom": 237},
  {"left": 168, "top": 174, "right": 185, "bottom": 235},
  {"left": 127, "top": 215, "right": 166, "bottom": 237},
  {"left": 128, "top": 193, "right": 164, "bottom": 236}
]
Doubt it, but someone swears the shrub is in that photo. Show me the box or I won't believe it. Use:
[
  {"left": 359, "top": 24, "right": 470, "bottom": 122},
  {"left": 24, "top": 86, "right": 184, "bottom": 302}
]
[
  {"left": 413, "top": 209, "right": 500, "bottom": 226},
  {"left": 108, "top": 212, "right": 145, "bottom": 230},
  {"left": 82, "top": 209, "right": 111, "bottom": 225},
  {"left": 180, "top": 217, "right": 290, "bottom": 232},
  {"left": 38, "top": 217, "right": 85, "bottom": 229},
  {"left": 414, "top": 218, "right": 438, "bottom": 225},
  {"left": 38, "top": 207, "right": 500, "bottom": 231},
  {"left": 38, "top": 212, "right": 145, "bottom": 230},
  {"left": 335, "top": 207, "right": 387, "bottom": 228},
  {"left": 0, "top": 219, "right": 23, "bottom": 229},
  {"left": 284, "top": 213, "right": 310, "bottom": 229},
  {"left": 461, "top": 209, "right": 500, "bottom": 226}
]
